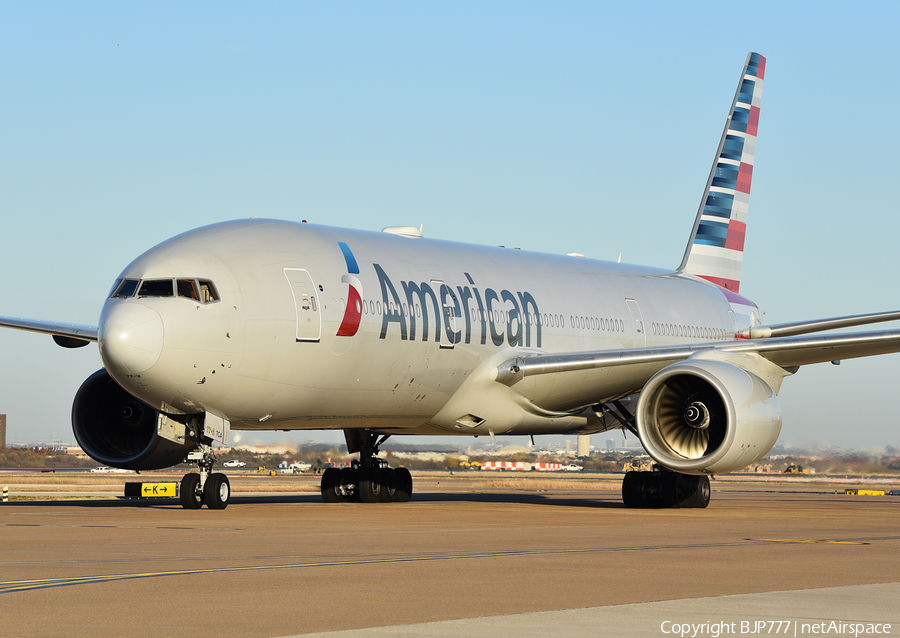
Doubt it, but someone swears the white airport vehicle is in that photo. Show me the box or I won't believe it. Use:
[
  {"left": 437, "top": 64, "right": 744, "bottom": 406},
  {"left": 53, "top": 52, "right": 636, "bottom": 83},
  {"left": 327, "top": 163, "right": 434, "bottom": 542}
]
[{"left": 3, "top": 53, "right": 900, "bottom": 510}]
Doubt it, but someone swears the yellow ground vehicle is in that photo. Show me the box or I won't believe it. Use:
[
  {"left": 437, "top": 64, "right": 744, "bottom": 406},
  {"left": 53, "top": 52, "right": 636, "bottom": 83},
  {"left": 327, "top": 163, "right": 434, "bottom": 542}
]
[{"left": 783, "top": 463, "right": 809, "bottom": 474}]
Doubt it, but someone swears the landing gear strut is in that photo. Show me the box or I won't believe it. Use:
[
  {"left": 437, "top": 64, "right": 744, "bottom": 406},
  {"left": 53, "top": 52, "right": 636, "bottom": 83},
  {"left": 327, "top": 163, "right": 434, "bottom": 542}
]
[
  {"left": 320, "top": 431, "right": 413, "bottom": 503},
  {"left": 622, "top": 465, "right": 710, "bottom": 509},
  {"left": 180, "top": 443, "right": 231, "bottom": 510}
]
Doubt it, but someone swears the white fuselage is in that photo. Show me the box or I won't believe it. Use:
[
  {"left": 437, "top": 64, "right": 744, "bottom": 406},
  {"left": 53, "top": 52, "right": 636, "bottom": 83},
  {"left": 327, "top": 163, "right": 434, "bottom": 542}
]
[{"left": 98, "top": 219, "right": 760, "bottom": 436}]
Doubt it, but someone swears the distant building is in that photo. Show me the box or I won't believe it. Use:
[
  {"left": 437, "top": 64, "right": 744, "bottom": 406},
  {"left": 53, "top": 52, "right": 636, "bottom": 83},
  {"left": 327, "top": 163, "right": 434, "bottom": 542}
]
[
  {"left": 0, "top": 414, "right": 6, "bottom": 449},
  {"left": 577, "top": 435, "right": 590, "bottom": 457}
]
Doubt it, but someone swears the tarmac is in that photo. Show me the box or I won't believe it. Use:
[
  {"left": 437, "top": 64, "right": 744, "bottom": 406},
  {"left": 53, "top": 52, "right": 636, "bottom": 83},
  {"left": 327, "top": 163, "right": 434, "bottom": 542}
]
[{"left": 1, "top": 473, "right": 899, "bottom": 637}]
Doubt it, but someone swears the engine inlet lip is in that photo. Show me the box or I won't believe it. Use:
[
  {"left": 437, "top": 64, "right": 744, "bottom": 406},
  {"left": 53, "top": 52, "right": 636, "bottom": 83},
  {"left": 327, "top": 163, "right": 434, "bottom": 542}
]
[{"left": 636, "top": 362, "right": 737, "bottom": 474}]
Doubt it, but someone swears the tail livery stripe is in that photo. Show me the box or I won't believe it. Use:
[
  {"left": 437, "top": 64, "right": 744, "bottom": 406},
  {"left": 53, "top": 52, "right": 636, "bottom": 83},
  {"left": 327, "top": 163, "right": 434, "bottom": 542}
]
[{"left": 678, "top": 52, "right": 765, "bottom": 294}]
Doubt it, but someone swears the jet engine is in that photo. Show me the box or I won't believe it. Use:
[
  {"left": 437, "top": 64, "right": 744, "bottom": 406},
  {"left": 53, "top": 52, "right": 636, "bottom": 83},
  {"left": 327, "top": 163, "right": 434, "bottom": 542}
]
[
  {"left": 636, "top": 359, "right": 781, "bottom": 475},
  {"left": 72, "top": 369, "right": 198, "bottom": 470}
]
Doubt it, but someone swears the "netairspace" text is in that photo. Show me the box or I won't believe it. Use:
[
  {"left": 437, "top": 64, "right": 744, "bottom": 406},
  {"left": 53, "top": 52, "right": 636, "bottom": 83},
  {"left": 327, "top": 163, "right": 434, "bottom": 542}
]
[{"left": 660, "top": 620, "right": 892, "bottom": 637}]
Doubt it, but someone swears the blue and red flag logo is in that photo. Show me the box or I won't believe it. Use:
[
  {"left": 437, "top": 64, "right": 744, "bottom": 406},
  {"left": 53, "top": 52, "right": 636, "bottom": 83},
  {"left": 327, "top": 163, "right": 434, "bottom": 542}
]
[{"left": 336, "top": 242, "right": 363, "bottom": 337}]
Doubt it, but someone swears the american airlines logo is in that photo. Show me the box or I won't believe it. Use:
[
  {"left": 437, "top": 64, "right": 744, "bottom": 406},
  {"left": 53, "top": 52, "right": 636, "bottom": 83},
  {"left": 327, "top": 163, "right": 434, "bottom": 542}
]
[
  {"left": 372, "top": 264, "right": 542, "bottom": 348},
  {"left": 336, "top": 241, "right": 363, "bottom": 337}
]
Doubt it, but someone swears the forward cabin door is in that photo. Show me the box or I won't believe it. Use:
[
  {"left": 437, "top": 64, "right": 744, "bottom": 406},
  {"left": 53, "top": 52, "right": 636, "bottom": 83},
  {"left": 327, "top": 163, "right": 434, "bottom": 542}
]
[{"left": 284, "top": 268, "right": 321, "bottom": 342}]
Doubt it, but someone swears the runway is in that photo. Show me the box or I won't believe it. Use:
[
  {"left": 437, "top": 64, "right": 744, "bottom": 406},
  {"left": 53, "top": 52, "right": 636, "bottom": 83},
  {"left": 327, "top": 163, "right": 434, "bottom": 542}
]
[{"left": 1, "top": 474, "right": 898, "bottom": 637}]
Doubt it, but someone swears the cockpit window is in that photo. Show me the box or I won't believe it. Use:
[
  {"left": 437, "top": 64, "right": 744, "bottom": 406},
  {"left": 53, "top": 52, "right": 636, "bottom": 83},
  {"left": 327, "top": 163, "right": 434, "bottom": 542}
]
[
  {"left": 138, "top": 279, "right": 174, "bottom": 297},
  {"left": 111, "top": 279, "right": 140, "bottom": 298},
  {"left": 177, "top": 279, "right": 201, "bottom": 301},
  {"left": 199, "top": 279, "right": 219, "bottom": 303},
  {"left": 109, "top": 277, "right": 219, "bottom": 303}
]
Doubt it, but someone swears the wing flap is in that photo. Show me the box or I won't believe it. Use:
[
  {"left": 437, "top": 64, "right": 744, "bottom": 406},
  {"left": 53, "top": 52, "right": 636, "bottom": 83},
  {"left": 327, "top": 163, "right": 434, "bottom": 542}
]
[{"left": 752, "top": 330, "right": 900, "bottom": 367}]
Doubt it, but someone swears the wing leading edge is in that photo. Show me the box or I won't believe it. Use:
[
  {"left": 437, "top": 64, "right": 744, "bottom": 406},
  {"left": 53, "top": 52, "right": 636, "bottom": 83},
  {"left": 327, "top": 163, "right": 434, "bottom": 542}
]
[{"left": 0, "top": 316, "right": 98, "bottom": 348}]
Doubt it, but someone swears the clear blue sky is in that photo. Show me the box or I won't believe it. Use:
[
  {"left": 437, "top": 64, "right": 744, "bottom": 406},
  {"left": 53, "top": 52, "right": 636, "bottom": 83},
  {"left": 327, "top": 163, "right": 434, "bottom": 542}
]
[{"left": 1, "top": 2, "right": 898, "bottom": 451}]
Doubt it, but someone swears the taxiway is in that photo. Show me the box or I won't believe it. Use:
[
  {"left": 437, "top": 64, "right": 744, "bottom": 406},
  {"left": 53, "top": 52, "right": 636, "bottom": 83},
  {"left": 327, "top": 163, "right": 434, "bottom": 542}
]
[{"left": 1, "top": 474, "right": 898, "bottom": 637}]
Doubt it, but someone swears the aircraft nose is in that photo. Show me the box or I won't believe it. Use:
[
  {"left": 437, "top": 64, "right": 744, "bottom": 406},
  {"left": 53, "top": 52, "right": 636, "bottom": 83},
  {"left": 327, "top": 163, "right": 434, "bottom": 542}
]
[{"left": 99, "top": 302, "right": 165, "bottom": 375}]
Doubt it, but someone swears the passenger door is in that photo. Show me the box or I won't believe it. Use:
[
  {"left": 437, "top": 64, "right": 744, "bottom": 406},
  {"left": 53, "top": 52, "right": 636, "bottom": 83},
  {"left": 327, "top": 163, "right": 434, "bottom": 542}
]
[{"left": 284, "top": 268, "right": 321, "bottom": 342}]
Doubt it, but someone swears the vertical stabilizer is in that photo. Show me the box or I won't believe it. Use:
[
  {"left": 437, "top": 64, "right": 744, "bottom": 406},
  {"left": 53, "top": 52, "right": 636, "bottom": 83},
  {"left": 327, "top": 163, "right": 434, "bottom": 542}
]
[{"left": 678, "top": 52, "right": 765, "bottom": 293}]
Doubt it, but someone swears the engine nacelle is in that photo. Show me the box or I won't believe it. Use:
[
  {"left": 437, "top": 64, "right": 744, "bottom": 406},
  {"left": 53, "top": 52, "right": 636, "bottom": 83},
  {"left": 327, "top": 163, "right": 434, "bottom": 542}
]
[
  {"left": 636, "top": 359, "right": 782, "bottom": 475},
  {"left": 72, "top": 369, "right": 198, "bottom": 470}
]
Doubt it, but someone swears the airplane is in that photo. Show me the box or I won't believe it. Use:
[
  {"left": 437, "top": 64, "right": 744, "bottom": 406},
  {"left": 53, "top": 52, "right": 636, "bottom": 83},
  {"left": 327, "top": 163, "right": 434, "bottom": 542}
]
[{"left": 3, "top": 52, "right": 900, "bottom": 510}]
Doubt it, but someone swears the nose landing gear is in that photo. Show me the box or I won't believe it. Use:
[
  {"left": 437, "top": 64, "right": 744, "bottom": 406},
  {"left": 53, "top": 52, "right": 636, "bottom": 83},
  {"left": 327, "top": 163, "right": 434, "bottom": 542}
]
[{"left": 180, "top": 443, "right": 231, "bottom": 510}]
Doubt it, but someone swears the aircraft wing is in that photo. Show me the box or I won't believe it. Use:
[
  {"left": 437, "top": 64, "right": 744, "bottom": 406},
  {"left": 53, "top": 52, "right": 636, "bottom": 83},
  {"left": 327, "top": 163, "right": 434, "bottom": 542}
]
[
  {"left": 0, "top": 316, "right": 98, "bottom": 348},
  {"left": 493, "top": 327, "right": 900, "bottom": 411}
]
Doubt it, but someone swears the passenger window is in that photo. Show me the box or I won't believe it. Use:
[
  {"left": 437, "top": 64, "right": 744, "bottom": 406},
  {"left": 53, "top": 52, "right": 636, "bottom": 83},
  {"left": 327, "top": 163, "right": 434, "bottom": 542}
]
[
  {"left": 177, "top": 279, "right": 201, "bottom": 301},
  {"left": 138, "top": 279, "right": 174, "bottom": 297}
]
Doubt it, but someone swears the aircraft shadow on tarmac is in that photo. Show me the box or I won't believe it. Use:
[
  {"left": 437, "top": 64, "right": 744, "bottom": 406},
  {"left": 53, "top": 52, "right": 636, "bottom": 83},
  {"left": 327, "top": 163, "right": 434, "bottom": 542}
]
[{"left": 9, "top": 491, "right": 624, "bottom": 509}]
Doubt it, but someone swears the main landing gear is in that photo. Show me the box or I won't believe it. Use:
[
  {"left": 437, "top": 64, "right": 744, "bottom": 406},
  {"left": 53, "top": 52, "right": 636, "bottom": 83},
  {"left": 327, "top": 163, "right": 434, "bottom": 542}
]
[
  {"left": 180, "top": 444, "right": 231, "bottom": 510},
  {"left": 321, "top": 431, "right": 413, "bottom": 504},
  {"left": 595, "top": 400, "right": 710, "bottom": 509},
  {"left": 622, "top": 465, "right": 710, "bottom": 509}
]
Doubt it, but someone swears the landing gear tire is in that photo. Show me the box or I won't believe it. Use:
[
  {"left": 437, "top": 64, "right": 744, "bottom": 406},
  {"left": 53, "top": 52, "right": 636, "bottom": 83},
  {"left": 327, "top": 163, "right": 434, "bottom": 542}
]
[
  {"left": 378, "top": 468, "right": 397, "bottom": 503},
  {"left": 358, "top": 468, "right": 383, "bottom": 503},
  {"left": 321, "top": 467, "right": 344, "bottom": 503},
  {"left": 622, "top": 471, "right": 642, "bottom": 508},
  {"left": 662, "top": 472, "right": 689, "bottom": 508},
  {"left": 180, "top": 473, "right": 203, "bottom": 509},
  {"left": 394, "top": 467, "right": 412, "bottom": 503},
  {"left": 690, "top": 475, "right": 711, "bottom": 508},
  {"left": 204, "top": 473, "right": 230, "bottom": 510}
]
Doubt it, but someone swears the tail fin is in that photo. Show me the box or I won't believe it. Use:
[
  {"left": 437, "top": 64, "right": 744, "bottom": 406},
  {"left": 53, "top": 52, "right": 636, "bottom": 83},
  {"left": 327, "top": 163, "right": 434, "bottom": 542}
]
[{"left": 678, "top": 52, "right": 766, "bottom": 293}]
